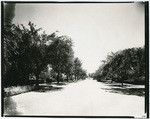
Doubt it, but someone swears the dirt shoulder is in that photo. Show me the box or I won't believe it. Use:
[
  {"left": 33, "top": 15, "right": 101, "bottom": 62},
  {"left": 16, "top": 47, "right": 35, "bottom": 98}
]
[{"left": 100, "top": 81, "right": 145, "bottom": 97}]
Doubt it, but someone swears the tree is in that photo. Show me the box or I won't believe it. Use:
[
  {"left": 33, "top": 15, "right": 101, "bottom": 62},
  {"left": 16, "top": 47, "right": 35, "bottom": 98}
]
[
  {"left": 3, "top": 21, "right": 49, "bottom": 86},
  {"left": 27, "top": 22, "right": 49, "bottom": 86},
  {"left": 73, "top": 57, "right": 82, "bottom": 80},
  {"left": 94, "top": 47, "right": 145, "bottom": 85},
  {"left": 30, "top": 44, "right": 48, "bottom": 86},
  {"left": 79, "top": 68, "right": 87, "bottom": 79},
  {"left": 3, "top": 24, "right": 33, "bottom": 85},
  {"left": 64, "top": 57, "right": 74, "bottom": 82},
  {"left": 46, "top": 33, "right": 74, "bottom": 84},
  {"left": 3, "top": 3, "right": 16, "bottom": 84}
]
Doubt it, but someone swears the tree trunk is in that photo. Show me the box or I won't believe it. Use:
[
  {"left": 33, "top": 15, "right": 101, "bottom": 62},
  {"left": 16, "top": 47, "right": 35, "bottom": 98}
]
[
  {"left": 75, "top": 76, "right": 77, "bottom": 81},
  {"left": 67, "top": 75, "right": 69, "bottom": 82},
  {"left": 70, "top": 75, "right": 73, "bottom": 81},
  {"left": 121, "top": 75, "right": 125, "bottom": 87},
  {"left": 111, "top": 78, "right": 114, "bottom": 83},
  {"left": 121, "top": 78, "right": 124, "bottom": 87},
  {"left": 77, "top": 76, "right": 79, "bottom": 80},
  {"left": 57, "top": 72, "right": 60, "bottom": 84},
  {"left": 35, "top": 73, "right": 39, "bottom": 86},
  {"left": 121, "top": 81, "right": 123, "bottom": 87}
]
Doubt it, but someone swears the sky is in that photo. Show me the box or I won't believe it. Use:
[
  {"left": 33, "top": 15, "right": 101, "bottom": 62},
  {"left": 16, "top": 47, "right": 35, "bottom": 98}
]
[{"left": 13, "top": 3, "right": 145, "bottom": 73}]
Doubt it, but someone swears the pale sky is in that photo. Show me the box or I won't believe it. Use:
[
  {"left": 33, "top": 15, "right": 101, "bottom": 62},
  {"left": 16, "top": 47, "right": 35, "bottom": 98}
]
[{"left": 13, "top": 3, "right": 145, "bottom": 73}]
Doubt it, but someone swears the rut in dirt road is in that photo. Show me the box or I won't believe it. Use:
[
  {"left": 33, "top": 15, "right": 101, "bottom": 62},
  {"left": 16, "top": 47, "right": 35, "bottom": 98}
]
[{"left": 4, "top": 79, "right": 145, "bottom": 117}]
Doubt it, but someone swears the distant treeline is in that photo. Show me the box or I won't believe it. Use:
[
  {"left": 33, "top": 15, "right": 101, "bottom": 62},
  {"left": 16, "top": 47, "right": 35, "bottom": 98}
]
[
  {"left": 93, "top": 47, "right": 145, "bottom": 85},
  {"left": 3, "top": 22, "right": 87, "bottom": 86}
]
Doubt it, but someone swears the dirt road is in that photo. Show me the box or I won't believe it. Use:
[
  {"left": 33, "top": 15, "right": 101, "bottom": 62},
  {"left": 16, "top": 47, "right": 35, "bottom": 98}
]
[{"left": 4, "top": 78, "right": 145, "bottom": 117}]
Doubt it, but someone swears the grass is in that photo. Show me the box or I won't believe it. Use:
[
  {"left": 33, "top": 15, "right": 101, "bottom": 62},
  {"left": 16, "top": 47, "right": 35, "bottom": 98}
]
[
  {"left": 4, "top": 80, "right": 85, "bottom": 97},
  {"left": 4, "top": 81, "right": 66, "bottom": 97},
  {"left": 101, "top": 81, "right": 145, "bottom": 97},
  {"left": 4, "top": 85, "right": 37, "bottom": 97}
]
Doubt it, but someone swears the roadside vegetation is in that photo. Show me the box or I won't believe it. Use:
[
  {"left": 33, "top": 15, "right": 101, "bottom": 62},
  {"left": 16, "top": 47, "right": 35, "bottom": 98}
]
[
  {"left": 4, "top": 85, "right": 37, "bottom": 97},
  {"left": 3, "top": 22, "right": 87, "bottom": 96},
  {"left": 93, "top": 47, "right": 145, "bottom": 86}
]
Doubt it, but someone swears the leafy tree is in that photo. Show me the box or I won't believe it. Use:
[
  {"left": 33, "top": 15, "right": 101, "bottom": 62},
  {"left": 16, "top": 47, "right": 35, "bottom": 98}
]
[
  {"left": 73, "top": 58, "right": 82, "bottom": 80},
  {"left": 64, "top": 57, "right": 74, "bottom": 82},
  {"left": 4, "top": 24, "right": 33, "bottom": 85},
  {"left": 3, "top": 22, "right": 49, "bottom": 86},
  {"left": 46, "top": 33, "right": 74, "bottom": 84},
  {"left": 73, "top": 57, "right": 87, "bottom": 80},
  {"left": 94, "top": 47, "right": 145, "bottom": 85},
  {"left": 79, "top": 68, "right": 87, "bottom": 79}
]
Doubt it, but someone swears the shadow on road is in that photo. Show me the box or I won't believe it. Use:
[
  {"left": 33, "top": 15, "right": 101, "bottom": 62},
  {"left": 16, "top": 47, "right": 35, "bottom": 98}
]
[
  {"left": 101, "top": 87, "right": 145, "bottom": 97},
  {"left": 33, "top": 85, "right": 63, "bottom": 92},
  {"left": 4, "top": 97, "right": 22, "bottom": 116},
  {"left": 108, "top": 84, "right": 131, "bottom": 87},
  {"left": 53, "top": 82, "right": 67, "bottom": 86}
]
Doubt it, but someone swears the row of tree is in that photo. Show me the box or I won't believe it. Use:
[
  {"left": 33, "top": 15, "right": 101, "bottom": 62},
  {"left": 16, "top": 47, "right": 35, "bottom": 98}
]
[
  {"left": 3, "top": 22, "right": 87, "bottom": 86},
  {"left": 93, "top": 47, "right": 145, "bottom": 85}
]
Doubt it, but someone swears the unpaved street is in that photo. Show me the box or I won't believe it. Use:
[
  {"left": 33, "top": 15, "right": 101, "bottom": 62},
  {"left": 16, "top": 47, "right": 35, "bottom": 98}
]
[{"left": 4, "top": 79, "right": 145, "bottom": 117}]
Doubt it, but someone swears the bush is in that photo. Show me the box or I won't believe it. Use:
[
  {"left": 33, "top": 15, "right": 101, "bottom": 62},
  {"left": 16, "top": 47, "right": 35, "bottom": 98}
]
[{"left": 4, "top": 85, "right": 36, "bottom": 97}]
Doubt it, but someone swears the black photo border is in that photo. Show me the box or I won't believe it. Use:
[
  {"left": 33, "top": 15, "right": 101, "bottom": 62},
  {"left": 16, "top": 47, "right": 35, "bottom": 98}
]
[{"left": 1, "top": 1, "right": 149, "bottom": 118}]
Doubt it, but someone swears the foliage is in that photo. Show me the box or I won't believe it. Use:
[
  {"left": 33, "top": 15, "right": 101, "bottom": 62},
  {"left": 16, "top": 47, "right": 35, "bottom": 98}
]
[
  {"left": 94, "top": 47, "right": 145, "bottom": 85},
  {"left": 73, "top": 58, "right": 87, "bottom": 80},
  {"left": 46, "top": 33, "right": 75, "bottom": 84},
  {"left": 4, "top": 22, "right": 48, "bottom": 86},
  {"left": 4, "top": 85, "right": 36, "bottom": 97},
  {"left": 4, "top": 24, "right": 32, "bottom": 85},
  {"left": 3, "top": 21, "right": 87, "bottom": 86}
]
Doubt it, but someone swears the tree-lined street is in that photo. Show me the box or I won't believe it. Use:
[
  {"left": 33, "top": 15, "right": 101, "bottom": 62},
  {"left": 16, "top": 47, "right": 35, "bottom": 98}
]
[
  {"left": 4, "top": 79, "right": 145, "bottom": 117},
  {"left": 3, "top": 3, "right": 147, "bottom": 118}
]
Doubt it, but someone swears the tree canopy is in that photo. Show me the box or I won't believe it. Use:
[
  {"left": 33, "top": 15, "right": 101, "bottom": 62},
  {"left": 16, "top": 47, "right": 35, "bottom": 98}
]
[
  {"left": 3, "top": 22, "right": 87, "bottom": 86},
  {"left": 94, "top": 47, "right": 145, "bottom": 85}
]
